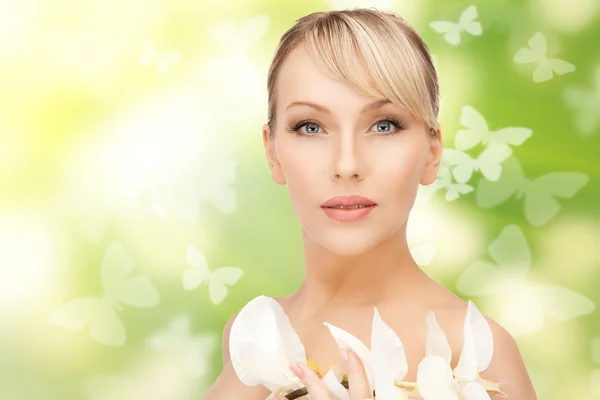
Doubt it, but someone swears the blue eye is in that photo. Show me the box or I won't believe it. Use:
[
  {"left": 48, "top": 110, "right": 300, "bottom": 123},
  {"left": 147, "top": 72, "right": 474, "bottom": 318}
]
[
  {"left": 372, "top": 120, "right": 395, "bottom": 133},
  {"left": 298, "top": 122, "right": 322, "bottom": 135},
  {"left": 285, "top": 116, "right": 408, "bottom": 138}
]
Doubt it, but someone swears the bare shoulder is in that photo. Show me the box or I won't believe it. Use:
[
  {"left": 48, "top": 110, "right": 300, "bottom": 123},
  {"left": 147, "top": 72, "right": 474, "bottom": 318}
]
[{"left": 438, "top": 301, "right": 538, "bottom": 400}]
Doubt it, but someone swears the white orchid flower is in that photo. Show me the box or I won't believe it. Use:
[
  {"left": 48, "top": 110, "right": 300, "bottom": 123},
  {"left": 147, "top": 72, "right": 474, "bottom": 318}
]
[
  {"left": 229, "top": 295, "right": 348, "bottom": 399},
  {"left": 323, "top": 307, "right": 415, "bottom": 400},
  {"left": 416, "top": 300, "right": 504, "bottom": 400}
]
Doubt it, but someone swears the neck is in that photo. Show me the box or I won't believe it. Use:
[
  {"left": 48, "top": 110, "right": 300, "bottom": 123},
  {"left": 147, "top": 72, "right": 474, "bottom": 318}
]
[{"left": 292, "top": 221, "right": 430, "bottom": 315}]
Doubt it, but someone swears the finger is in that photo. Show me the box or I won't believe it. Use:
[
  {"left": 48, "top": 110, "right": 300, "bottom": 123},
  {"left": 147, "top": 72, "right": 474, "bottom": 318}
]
[
  {"left": 342, "top": 349, "right": 372, "bottom": 400},
  {"left": 290, "top": 363, "right": 331, "bottom": 399}
]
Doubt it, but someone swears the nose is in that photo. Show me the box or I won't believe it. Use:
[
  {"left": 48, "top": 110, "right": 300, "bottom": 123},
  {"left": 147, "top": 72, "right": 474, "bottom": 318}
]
[{"left": 332, "top": 132, "right": 365, "bottom": 182}]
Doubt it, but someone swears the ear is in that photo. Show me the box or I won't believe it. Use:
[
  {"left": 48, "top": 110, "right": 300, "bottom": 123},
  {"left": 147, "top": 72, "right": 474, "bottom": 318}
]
[
  {"left": 420, "top": 125, "right": 443, "bottom": 186},
  {"left": 262, "top": 123, "right": 287, "bottom": 185}
]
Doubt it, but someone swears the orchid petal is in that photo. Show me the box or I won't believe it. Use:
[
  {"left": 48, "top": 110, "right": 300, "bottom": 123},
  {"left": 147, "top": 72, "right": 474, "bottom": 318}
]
[
  {"left": 460, "top": 381, "right": 492, "bottom": 400},
  {"left": 322, "top": 321, "right": 373, "bottom": 391},
  {"left": 322, "top": 365, "right": 350, "bottom": 400},
  {"left": 468, "top": 301, "right": 494, "bottom": 372},
  {"left": 425, "top": 311, "right": 452, "bottom": 363},
  {"left": 371, "top": 307, "right": 408, "bottom": 399},
  {"left": 454, "top": 301, "right": 493, "bottom": 381},
  {"left": 230, "top": 296, "right": 306, "bottom": 390},
  {"left": 416, "top": 355, "right": 461, "bottom": 400},
  {"left": 235, "top": 341, "right": 302, "bottom": 391}
]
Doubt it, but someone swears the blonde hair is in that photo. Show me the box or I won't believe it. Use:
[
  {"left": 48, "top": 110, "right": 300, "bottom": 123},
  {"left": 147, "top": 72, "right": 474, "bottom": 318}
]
[{"left": 266, "top": 8, "right": 439, "bottom": 138}]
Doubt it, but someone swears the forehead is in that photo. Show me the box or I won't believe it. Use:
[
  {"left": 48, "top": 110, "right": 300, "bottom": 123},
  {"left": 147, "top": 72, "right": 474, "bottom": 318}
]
[{"left": 276, "top": 44, "right": 380, "bottom": 115}]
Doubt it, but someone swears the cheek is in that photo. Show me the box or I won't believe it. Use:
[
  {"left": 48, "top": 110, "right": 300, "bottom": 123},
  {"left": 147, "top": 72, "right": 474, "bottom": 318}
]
[
  {"left": 277, "top": 145, "right": 322, "bottom": 208},
  {"left": 375, "top": 144, "right": 426, "bottom": 185}
]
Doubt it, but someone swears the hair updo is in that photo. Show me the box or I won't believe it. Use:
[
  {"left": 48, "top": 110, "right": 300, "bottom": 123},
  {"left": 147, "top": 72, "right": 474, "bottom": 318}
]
[{"left": 265, "top": 8, "right": 440, "bottom": 139}]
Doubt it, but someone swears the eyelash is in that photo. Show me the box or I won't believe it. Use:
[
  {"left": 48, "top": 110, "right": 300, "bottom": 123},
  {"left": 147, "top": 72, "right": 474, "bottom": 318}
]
[{"left": 284, "top": 115, "right": 409, "bottom": 138}]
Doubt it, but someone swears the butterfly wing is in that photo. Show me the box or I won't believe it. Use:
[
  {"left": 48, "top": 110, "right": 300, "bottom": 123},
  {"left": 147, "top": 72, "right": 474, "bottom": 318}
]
[
  {"left": 458, "top": 5, "right": 482, "bottom": 36},
  {"left": 488, "top": 225, "right": 531, "bottom": 274},
  {"left": 490, "top": 127, "right": 532, "bottom": 148},
  {"left": 115, "top": 276, "right": 160, "bottom": 308},
  {"left": 540, "top": 284, "right": 596, "bottom": 322},
  {"left": 208, "top": 267, "right": 243, "bottom": 305},
  {"left": 183, "top": 244, "right": 212, "bottom": 291},
  {"left": 456, "top": 260, "right": 516, "bottom": 296},
  {"left": 446, "top": 183, "right": 474, "bottom": 201},
  {"left": 89, "top": 303, "right": 127, "bottom": 347},
  {"left": 533, "top": 62, "right": 555, "bottom": 83},
  {"left": 476, "top": 144, "right": 512, "bottom": 182},
  {"left": 49, "top": 297, "right": 126, "bottom": 346},
  {"left": 528, "top": 32, "right": 547, "bottom": 59},
  {"left": 455, "top": 105, "right": 489, "bottom": 151},
  {"left": 514, "top": 48, "right": 538, "bottom": 64},
  {"left": 476, "top": 155, "right": 523, "bottom": 208},
  {"left": 548, "top": 58, "right": 576, "bottom": 76},
  {"left": 50, "top": 297, "right": 100, "bottom": 331},
  {"left": 204, "top": 160, "right": 237, "bottom": 214},
  {"left": 430, "top": 21, "right": 461, "bottom": 45},
  {"left": 208, "top": 15, "right": 269, "bottom": 53},
  {"left": 524, "top": 172, "right": 589, "bottom": 226},
  {"left": 239, "top": 15, "right": 270, "bottom": 50},
  {"left": 443, "top": 149, "right": 474, "bottom": 183},
  {"left": 101, "top": 242, "right": 135, "bottom": 298}
]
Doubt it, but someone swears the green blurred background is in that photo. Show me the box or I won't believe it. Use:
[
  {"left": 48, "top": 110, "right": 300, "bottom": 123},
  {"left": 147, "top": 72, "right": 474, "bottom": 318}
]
[{"left": 0, "top": 0, "right": 598, "bottom": 399}]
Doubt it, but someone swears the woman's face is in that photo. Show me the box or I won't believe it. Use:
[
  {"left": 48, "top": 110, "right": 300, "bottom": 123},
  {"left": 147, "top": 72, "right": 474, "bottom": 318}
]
[{"left": 263, "top": 44, "right": 443, "bottom": 256}]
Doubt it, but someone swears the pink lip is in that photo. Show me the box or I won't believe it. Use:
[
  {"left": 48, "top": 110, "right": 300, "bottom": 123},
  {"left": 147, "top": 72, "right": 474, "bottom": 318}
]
[
  {"left": 321, "top": 195, "right": 377, "bottom": 222},
  {"left": 321, "top": 195, "right": 376, "bottom": 208},
  {"left": 321, "top": 204, "right": 376, "bottom": 222}
]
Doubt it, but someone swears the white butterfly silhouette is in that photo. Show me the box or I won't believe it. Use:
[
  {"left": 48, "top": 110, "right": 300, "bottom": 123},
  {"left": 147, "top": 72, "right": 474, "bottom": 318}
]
[
  {"left": 183, "top": 244, "right": 243, "bottom": 305},
  {"left": 428, "top": 162, "right": 474, "bottom": 201},
  {"left": 55, "top": 193, "right": 107, "bottom": 243},
  {"left": 136, "top": 171, "right": 179, "bottom": 220},
  {"left": 430, "top": 5, "right": 482, "bottom": 46},
  {"left": 564, "top": 66, "right": 600, "bottom": 136},
  {"left": 208, "top": 15, "right": 269, "bottom": 55},
  {"left": 169, "top": 160, "right": 237, "bottom": 223},
  {"left": 455, "top": 105, "right": 533, "bottom": 152},
  {"left": 409, "top": 244, "right": 437, "bottom": 266},
  {"left": 138, "top": 38, "right": 181, "bottom": 75},
  {"left": 442, "top": 145, "right": 512, "bottom": 184},
  {"left": 456, "top": 225, "right": 595, "bottom": 337},
  {"left": 136, "top": 161, "right": 236, "bottom": 223},
  {"left": 50, "top": 242, "right": 160, "bottom": 346},
  {"left": 146, "top": 315, "right": 217, "bottom": 377},
  {"left": 196, "top": 159, "right": 236, "bottom": 214},
  {"left": 476, "top": 155, "right": 588, "bottom": 226},
  {"left": 513, "top": 32, "right": 575, "bottom": 82}
]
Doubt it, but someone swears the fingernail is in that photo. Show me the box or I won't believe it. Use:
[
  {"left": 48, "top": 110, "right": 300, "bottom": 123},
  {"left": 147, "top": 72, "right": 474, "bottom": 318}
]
[
  {"left": 339, "top": 347, "right": 349, "bottom": 363},
  {"left": 289, "top": 363, "right": 304, "bottom": 378}
]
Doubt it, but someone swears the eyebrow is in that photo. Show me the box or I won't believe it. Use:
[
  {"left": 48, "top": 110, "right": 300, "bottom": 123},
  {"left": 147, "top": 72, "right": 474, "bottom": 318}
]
[{"left": 285, "top": 99, "right": 393, "bottom": 114}]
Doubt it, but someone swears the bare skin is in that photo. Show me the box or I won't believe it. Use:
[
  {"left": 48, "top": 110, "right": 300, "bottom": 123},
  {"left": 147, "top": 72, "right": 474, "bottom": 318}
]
[{"left": 203, "top": 42, "right": 537, "bottom": 399}]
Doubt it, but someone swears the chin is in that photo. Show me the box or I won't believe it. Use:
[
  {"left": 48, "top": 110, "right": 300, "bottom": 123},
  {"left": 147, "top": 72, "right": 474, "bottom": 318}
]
[{"left": 306, "top": 228, "right": 387, "bottom": 257}]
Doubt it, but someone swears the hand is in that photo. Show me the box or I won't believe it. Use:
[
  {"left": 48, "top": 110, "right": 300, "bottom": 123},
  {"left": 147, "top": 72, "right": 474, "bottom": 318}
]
[{"left": 278, "top": 348, "right": 373, "bottom": 400}]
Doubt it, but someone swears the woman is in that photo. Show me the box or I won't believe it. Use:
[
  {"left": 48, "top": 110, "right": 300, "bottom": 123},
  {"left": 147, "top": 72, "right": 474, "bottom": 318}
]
[{"left": 203, "top": 7, "right": 537, "bottom": 400}]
